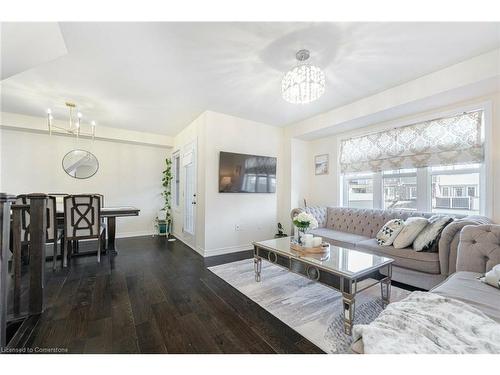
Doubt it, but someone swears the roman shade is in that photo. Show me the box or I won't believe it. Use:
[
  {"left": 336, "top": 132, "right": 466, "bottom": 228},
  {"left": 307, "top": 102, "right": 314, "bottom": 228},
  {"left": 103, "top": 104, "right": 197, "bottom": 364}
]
[{"left": 339, "top": 110, "right": 484, "bottom": 174}]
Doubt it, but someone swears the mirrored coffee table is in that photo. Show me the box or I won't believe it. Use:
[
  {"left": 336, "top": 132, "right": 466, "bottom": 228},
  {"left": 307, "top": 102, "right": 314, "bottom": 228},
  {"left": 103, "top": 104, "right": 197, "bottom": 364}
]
[{"left": 253, "top": 237, "right": 394, "bottom": 335}]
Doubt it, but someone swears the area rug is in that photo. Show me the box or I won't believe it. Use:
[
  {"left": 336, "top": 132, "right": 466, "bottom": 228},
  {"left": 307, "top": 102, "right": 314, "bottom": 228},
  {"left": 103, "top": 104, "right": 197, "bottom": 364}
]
[{"left": 208, "top": 259, "right": 410, "bottom": 353}]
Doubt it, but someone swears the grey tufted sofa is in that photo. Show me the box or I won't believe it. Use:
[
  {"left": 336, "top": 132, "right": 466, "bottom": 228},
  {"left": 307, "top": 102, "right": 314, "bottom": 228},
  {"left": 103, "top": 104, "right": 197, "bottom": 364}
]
[
  {"left": 291, "top": 206, "right": 491, "bottom": 290},
  {"left": 351, "top": 224, "right": 500, "bottom": 354}
]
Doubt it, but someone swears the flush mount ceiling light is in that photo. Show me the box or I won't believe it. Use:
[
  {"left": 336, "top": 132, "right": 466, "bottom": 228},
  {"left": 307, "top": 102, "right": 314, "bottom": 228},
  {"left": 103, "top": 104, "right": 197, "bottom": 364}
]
[
  {"left": 281, "top": 49, "right": 325, "bottom": 104},
  {"left": 46, "top": 102, "right": 97, "bottom": 139}
]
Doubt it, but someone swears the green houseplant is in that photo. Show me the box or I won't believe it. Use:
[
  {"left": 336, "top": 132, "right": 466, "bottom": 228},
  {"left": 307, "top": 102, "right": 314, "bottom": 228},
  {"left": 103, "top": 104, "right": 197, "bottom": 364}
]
[{"left": 158, "top": 157, "right": 173, "bottom": 236}]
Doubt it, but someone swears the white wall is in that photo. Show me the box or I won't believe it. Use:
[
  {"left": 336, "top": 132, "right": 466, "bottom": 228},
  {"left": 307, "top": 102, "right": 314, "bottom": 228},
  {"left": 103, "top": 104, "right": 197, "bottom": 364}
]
[
  {"left": 203, "top": 111, "right": 283, "bottom": 256},
  {"left": 307, "top": 136, "right": 339, "bottom": 207},
  {"left": 0, "top": 127, "right": 170, "bottom": 237},
  {"left": 172, "top": 111, "right": 284, "bottom": 257},
  {"left": 290, "top": 138, "right": 309, "bottom": 210}
]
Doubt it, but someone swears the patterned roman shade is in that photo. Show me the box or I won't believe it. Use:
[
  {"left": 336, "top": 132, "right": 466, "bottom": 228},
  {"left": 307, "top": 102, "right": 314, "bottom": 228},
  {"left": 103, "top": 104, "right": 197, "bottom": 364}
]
[{"left": 339, "top": 110, "right": 484, "bottom": 174}]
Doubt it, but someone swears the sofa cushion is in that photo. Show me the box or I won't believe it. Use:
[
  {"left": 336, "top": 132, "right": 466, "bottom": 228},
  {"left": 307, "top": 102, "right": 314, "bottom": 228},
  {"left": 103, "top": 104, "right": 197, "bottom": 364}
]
[
  {"left": 309, "top": 228, "right": 370, "bottom": 249},
  {"left": 432, "top": 271, "right": 500, "bottom": 323},
  {"left": 376, "top": 219, "right": 404, "bottom": 246},
  {"left": 356, "top": 238, "right": 440, "bottom": 274},
  {"left": 413, "top": 215, "right": 453, "bottom": 252},
  {"left": 393, "top": 217, "right": 428, "bottom": 249}
]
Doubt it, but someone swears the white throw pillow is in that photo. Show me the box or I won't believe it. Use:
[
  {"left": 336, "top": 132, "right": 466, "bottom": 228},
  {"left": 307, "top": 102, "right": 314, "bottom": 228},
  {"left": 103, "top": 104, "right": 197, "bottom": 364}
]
[
  {"left": 393, "top": 217, "right": 429, "bottom": 249},
  {"left": 376, "top": 219, "right": 404, "bottom": 246},
  {"left": 413, "top": 215, "right": 453, "bottom": 252},
  {"left": 482, "top": 264, "right": 500, "bottom": 289}
]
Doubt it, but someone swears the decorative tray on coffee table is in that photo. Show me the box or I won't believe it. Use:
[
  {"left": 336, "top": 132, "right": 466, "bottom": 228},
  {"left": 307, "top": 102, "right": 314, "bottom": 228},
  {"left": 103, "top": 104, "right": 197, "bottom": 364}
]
[{"left": 290, "top": 241, "right": 330, "bottom": 254}]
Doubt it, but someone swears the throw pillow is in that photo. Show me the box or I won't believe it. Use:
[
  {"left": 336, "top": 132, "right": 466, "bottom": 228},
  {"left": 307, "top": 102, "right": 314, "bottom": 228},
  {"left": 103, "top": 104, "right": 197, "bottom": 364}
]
[
  {"left": 376, "top": 219, "right": 404, "bottom": 246},
  {"left": 481, "top": 264, "right": 500, "bottom": 289},
  {"left": 413, "top": 215, "right": 453, "bottom": 252},
  {"left": 393, "top": 217, "right": 429, "bottom": 249}
]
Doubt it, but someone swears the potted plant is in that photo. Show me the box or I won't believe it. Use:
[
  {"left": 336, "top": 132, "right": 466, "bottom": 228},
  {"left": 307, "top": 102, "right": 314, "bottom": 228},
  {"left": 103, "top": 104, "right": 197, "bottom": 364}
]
[{"left": 158, "top": 157, "right": 173, "bottom": 236}]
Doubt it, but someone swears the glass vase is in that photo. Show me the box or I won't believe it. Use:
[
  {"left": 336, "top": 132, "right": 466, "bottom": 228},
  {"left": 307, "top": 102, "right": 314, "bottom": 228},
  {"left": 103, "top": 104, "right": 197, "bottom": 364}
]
[{"left": 297, "top": 226, "right": 309, "bottom": 245}]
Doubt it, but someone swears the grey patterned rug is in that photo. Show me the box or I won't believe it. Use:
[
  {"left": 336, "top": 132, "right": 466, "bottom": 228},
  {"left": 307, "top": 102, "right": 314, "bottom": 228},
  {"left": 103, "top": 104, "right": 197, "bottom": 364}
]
[{"left": 208, "top": 259, "right": 410, "bottom": 353}]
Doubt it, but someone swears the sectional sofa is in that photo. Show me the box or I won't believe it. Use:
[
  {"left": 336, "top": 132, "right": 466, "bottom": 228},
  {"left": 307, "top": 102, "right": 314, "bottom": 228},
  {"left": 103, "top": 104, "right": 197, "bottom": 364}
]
[
  {"left": 351, "top": 224, "right": 500, "bottom": 353},
  {"left": 290, "top": 206, "right": 491, "bottom": 290}
]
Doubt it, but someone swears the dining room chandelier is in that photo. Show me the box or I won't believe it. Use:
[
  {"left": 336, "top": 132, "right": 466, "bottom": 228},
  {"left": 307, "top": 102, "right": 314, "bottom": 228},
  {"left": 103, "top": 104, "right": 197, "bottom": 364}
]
[
  {"left": 46, "top": 102, "right": 97, "bottom": 139},
  {"left": 281, "top": 49, "right": 325, "bottom": 104}
]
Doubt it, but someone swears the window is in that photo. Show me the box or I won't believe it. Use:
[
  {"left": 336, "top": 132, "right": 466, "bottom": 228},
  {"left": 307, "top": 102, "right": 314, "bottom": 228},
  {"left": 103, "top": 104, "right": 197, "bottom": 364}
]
[
  {"left": 344, "top": 175, "right": 374, "bottom": 209},
  {"left": 431, "top": 164, "right": 481, "bottom": 215},
  {"left": 340, "top": 108, "right": 486, "bottom": 216},
  {"left": 342, "top": 163, "right": 483, "bottom": 215},
  {"left": 453, "top": 187, "right": 464, "bottom": 197},
  {"left": 172, "top": 152, "right": 181, "bottom": 207},
  {"left": 382, "top": 169, "right": 417, "bottom": 211},
  {"left": 409, "top": 187, "right": 417, "bottom": 199}
]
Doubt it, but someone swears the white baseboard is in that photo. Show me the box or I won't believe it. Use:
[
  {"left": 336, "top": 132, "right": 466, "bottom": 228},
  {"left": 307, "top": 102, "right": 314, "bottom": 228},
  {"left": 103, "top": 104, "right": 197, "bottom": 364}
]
[
  {"left": 204, "top": 244, "right": 253, "bottom": 257},
  {"left": 172, "top": 231, "right": 204, "bottom": 256},
  {"left": 171, "top": 232, "right": 253, "bottom": 257},
  {"left": 115, "top": 230, "right": 155, "bottom": 239}
]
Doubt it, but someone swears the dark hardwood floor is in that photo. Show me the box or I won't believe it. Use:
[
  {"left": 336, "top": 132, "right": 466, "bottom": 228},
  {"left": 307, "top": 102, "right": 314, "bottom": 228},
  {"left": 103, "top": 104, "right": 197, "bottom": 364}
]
[{"left": 10, "top": 236, "right": 324, "bottom": 354}]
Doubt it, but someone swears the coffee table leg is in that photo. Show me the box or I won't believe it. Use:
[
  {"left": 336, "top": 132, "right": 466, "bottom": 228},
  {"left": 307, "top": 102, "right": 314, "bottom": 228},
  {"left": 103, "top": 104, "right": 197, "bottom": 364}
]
[
  {"left": 342, "top": 293, "right": 355, "bottom": 335},
  {"left": 254, "top": 257, "right": 262, "bottom": 282},
  {"left": 380, "top": 264, "right": 392, "bottom": 306}
]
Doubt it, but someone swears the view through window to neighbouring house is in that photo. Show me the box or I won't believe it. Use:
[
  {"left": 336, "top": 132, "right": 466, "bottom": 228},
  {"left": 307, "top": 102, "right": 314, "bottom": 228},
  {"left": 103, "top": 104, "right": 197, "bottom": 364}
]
[
  {"left": 431, "top": 163, "right": 481, "bottom": 215},
  {"left": 343, "top": 163, "right": 483, "bottom": 215},
  {"left": 346, "top": 175, "right": 374, "bottom": 208},
  {"left": 383, "top": 169, "right": 417, "bottom": 211}
]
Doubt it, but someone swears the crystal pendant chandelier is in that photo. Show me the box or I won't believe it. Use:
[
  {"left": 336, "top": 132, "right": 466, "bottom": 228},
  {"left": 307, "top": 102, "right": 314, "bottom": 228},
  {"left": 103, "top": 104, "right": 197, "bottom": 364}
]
[
  {"left": 282, "top": 49, "right": 325, "bottom": 104},
  {"left": 46, "top": 102, "right": 97, "bottom": 139}
]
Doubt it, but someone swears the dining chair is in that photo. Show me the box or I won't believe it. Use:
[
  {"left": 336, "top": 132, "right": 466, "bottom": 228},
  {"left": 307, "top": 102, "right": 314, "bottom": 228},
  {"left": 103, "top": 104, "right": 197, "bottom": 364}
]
[
  {"left": 15, "top": 195, "right": 61, "bottom": 270},
  {"left": 63, "top": 194, "right": 105, "bottom": 267},
  {"left": 91, "top": 193, "right": 106, "bottom": 250}
]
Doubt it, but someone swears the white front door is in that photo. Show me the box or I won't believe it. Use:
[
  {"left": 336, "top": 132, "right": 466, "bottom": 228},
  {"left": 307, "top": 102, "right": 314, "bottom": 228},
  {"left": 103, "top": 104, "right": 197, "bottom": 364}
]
[{"left": 183, "top": 141, "right": 196, "bottom": 236}]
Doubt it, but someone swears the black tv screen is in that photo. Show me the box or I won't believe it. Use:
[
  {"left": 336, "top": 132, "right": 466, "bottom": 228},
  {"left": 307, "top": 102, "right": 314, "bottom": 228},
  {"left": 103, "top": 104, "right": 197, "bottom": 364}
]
[{"left": 219, "top": 151, "right": 277, "bottom": 193}]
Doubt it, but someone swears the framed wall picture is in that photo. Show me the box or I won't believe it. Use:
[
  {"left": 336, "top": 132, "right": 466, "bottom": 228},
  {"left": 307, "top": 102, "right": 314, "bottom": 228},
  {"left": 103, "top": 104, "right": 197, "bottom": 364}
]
[{"left": 315, "top": 154, "right": 329, "bottom": 175}]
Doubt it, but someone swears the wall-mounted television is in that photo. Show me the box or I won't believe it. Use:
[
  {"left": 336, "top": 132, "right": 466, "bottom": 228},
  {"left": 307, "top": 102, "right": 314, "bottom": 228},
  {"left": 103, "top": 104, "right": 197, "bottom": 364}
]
[{"left": 219, "top": 151, "right": 277, "bottom": 193}]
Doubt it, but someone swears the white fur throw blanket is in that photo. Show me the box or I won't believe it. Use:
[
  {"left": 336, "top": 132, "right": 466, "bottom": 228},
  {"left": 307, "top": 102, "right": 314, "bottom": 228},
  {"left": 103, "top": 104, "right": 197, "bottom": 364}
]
[{"left": 352, "top": 292, "right": 500, "bottom": 353}]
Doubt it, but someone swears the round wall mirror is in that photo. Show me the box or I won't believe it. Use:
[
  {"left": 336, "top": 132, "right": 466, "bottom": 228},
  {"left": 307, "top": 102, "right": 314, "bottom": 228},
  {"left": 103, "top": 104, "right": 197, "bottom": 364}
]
[{"left": 62, "top": 149, "right": 99, "bottom": 179}]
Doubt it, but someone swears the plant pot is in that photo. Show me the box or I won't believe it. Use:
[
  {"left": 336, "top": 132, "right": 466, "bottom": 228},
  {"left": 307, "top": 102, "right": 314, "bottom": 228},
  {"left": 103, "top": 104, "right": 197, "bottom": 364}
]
[{"left": 158, "top": 221, "right": 167, "bottom": 235}]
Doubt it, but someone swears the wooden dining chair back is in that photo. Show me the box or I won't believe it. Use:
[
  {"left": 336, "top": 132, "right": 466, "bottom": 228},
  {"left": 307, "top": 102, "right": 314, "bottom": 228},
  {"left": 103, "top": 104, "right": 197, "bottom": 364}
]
[
  {"left": 93, "top": 193, "right": 104, "bottom": 207},
  {"left": 15, "top": 195, "right": 59, "bottom": 270},
  {"left": 63, "top": 194, "right": 104, "bottom": 267}
]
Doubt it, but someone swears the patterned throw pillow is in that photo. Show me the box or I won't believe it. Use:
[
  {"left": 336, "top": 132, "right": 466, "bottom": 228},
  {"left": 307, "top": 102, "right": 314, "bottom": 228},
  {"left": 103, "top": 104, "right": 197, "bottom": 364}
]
[
  {"left": 376, "top": 219, "right": 404, "bottom": 246},
  {"left": 413, "top": 215, "right": 454, "bottom": 252},
  {"left": 393, "top": 217, "right": 429, "bottom": 249}
]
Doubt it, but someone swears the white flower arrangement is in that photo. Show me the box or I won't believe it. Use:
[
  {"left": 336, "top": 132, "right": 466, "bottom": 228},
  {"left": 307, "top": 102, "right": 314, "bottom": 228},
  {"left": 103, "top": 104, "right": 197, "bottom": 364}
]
[{"left": 293, "top": 212, "right": 319, "bottom": 231}]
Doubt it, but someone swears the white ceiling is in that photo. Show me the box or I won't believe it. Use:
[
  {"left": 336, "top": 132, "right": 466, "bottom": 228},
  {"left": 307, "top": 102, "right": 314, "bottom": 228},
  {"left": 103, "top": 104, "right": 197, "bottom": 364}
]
[
  {"left": 1, "top": 22, "right": 499, "bottom": 135},
  {"left": 1, "top": 23, "right": 67, "bottom": 80}
]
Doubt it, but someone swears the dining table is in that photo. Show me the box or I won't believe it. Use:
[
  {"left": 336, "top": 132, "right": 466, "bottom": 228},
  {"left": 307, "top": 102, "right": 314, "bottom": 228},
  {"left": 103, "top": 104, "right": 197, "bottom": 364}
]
[{"left": 56, "top": 205, "right": 140, "bottom": 255}]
